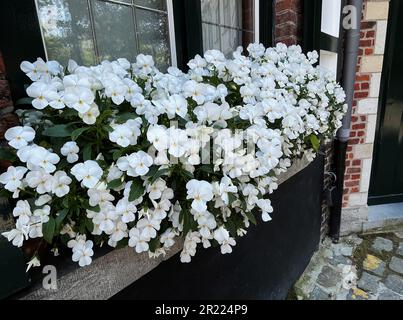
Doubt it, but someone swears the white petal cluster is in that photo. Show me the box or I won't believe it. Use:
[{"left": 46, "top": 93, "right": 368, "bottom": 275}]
[{"left": 1, "top": 43, "right": 346, "bottom": 268}]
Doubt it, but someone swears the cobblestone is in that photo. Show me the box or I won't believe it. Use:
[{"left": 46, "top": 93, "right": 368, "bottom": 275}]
[{"left": 292, "top": 230, "right": 403, "bottom": 300}]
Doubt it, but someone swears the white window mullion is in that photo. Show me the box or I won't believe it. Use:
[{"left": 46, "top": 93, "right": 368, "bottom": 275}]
[
  {"left": 254, "top": 0, "right": 260, "bottom": 43},
  {"left": 166, "top": 0, "right": 177, "bottom": 67}
]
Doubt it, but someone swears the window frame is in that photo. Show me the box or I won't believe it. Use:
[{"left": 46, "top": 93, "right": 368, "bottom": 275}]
[{"left": 34, "top": 0, "right": 178, "bottom": 67}]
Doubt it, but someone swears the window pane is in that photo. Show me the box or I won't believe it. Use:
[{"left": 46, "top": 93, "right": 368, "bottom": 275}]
[
  {"left": 135, "top": 8, "right": 170, "bottom": 70},
  {"left": 134, "top": 0, "right": 167, "bottom": 11},
  {"left": 201, "top": 0, "right": 254, "bottom": 54},
  {"left": 91, "top": 0, "right": 137, "bottom": 62},
  {"left": 36, "top": 0, "right": 96, "bottom": 65}
]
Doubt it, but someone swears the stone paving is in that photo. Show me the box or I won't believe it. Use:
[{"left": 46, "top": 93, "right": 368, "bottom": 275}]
[{"left": 291, "top": 230, "right": 403, "bottom": 300}]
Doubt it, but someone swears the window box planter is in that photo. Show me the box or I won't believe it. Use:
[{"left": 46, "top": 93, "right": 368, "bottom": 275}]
[{"left": 13, "top": 155, "right": 323, "bottom": 300}]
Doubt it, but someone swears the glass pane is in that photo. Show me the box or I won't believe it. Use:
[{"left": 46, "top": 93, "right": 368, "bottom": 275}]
[
  {"left": 201, "top": 0, "right": 219, "bottom": 24},
  {"left": 36, "top": 0, "right": 96, "bottom": 66},
  {"left": 135, "top": 8, "right": 170, "bottom": 71},
  {"left": 202, "top": 23, "right": 220, "bottom": 52},
  {"left": 220, "top": 27, "right": 240, "bottom": 57},
  {"left": 134, "top": 0, "right": 167, "bottom": 11},
  {"left": 91, "top": 0, "right": 137, "bottom": 62},
  {"left": 201, "top": 0, "right": 254, "bottom": 53}
]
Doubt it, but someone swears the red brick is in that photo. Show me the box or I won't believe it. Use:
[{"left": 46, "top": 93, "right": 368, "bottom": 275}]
[
  {"left": 352, "top": 160, "right": 362, "bottom": 166},
  {"left": 356, "top": 75, "right": 370, "bottom": 82},
  {"left": 365, "top": 48, "right": 374, "bottom": 55},
  {"left": 347, "top": 167, "right": 361, "bottom": 174},
  {"left": 352, "top": 123, "right": 366, "bottom": 130},
  {"left": 345, "top": 180, "right": 360, "bottom": 187},
  {"left": 366, "top": 30, "right": 375, "bottom": 38},
  {"left": 354, "top": 91, "right": 368, "bottom": 99},
  {"left": 351, "top": 174, "right": 361, "bottom": 180},
  {"left": 361, "top": 82, "right": 370, "bottom": 90}
]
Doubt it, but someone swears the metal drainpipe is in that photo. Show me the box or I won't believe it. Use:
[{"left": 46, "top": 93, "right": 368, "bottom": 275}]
[{"left": 329, "top": 0, "right": 364, "bottom": 242}]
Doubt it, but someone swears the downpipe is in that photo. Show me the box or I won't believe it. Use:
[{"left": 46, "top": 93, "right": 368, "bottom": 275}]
[{"left": 329, "top": 0, "right": 363, "bottom": 242}]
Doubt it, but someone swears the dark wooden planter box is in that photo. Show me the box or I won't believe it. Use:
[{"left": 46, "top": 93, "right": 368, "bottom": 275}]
[{"left": 112, "top": 155, "right": 325, "bottom": 300}]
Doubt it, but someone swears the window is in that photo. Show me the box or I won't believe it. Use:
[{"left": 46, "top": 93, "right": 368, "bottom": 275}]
[
  {"left": 200, "top": 0, "right": 258, "bottom": 56},
  {"left": 35, "top": 0, "right": 175, "bottom": 70}
]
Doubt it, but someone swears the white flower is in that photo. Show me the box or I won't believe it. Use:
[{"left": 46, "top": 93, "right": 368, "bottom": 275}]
[
  {"left": 147, "top": 125, "right": 168, "bottom": 151},
  {"left": 256, "top": 199, "right": 274, "bottom": 222},
  {"left": 27, "top": 147, "right": 60, "bottom": 173},
  {"left": 147, "top": 179, "right": 166, "bottom": 200},
  {"left": 35, "top": 194, "right": 52, "bottom": 206},
  {"left": 71, "top": 160, "right": 103, "bottom": 188},
  {"left": 52, "top": 171, "right": 72, "bottom": 197},
  {"left": 93, "top": 206, "right": 117, "bottom": 233},
  {"left": 78, "top": 103, "right": 100, "bottom": 124},
  {"left": 2, "top": 221, "right": 28, "bottom": 247},
  {"left": 25, "top": 170, "right": 54, "bottom": 194},
  {"left": 117, "top": 151, "right": 153, "bottom": 177},
  {"left": 128, "top": 228, "right": 149, "bottom": 253},
  {"left": 72, "top": 240, "right": 94, "bottom": 267},
  {"left": 213, "top": 227, "right": 236, "bottom": 254},
  {"left": 26, "top": 256, "right": 41, "bottom": 272},
  {"left": 109, "top": 221, "right": 128, "bottom": 243},
  {"left": 33, "top": 205, "right": 51, "bottom": 223},
  {"left": 64, "top": 87, "right": 95, "bottom": 113},
  {"left": 186, "top": 180, "right": 214, "bottom": 213},
  {"left": 167, "top": 127, "right": 188, "bottom": 158},
  {"left": 160, "top": 228, "right": 177, "bottom": 248},
  {"left": 116, "top": 198, "right": 137, "bottom": 223},
  {"left": 12, "top": 200, "right": 32, "bottom": 225},
  {"left": 61, "top": 141, "right": 80, "bottom": 164},
  {"left": 137, "top": 217, "right": 160, "bottom": 240},
  {"left": 109, "top": 124, "right": 132, "bottom": 147},
  {"left": 5, "top": 126, "right": 35, "bottom": 149},
  {"left": 0, "top": 166, "right": 27, "bottom": 192}
]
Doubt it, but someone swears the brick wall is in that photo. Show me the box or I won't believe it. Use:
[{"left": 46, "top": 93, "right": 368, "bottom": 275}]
[
  {"left": 341, "top": 0, "right": 390, "bottom": 234},
  {"left": 274, "top": 0, "right": 304, "bottom": 45},
  {"left": 0, "top": 51, "right": 19, "bottom": 171}
]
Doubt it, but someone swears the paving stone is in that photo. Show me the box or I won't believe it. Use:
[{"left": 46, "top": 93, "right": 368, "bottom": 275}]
[
  {"left": 389, "top": 257, "right": 403, "bottom": 275},
  {"left": 317, "top": 266, "right": 339, "bottom": 288},
  {"left": 357, "top": 272, "right": 381, "bottom": 294},
  {"left": 378, "top": 289, "right": 402, "bottom": 301},
  {"left": 371, "top": 237, "right": 394, "bottom": 253},
  {"left": 347, "top": 288, "right": 369, "bottom": 300},
  {"left": 384, "top": 275, "right": 403, "bottom": 295},
  {"left": 363, "top": 254, "right": 386, "bottom": 277},
  {"left": 330, "top": 254, "right": 351, "bottom": 266},
  {"left": 310, "top": 286, "right": 331, "bottom": 300},
  {"left": 397, "top": 243, "right": 403, "bottom": 256}
]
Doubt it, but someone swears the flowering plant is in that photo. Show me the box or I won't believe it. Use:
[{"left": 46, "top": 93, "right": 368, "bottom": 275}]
[{"left": 0, "top": 43, "right": 346, "bottom": 268}]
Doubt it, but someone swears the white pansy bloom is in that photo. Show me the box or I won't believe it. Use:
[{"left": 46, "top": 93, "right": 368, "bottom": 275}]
[
  {"left": 71, "top": 240, "right": 94, "bottom": 267},
  {"left": 61, "top": 141, "right": 80, "bottom": 164},
  {"left": 52, "top": 171, "right": 72, "bottom": 197},
  {"left": 0, "top": 166, "right": 27, "bottom": 192},
  {"left": 5, "top": 126, "right": 35, "bottom": 150},
  {"left": 71, "top": 160, "right": 103, "bottom": 188},
  {"left": 79, "top": 103, "right": 100, "bottom": 124},
  {"left": 186, "top": 180, "right": 214, "bottom": 213}
]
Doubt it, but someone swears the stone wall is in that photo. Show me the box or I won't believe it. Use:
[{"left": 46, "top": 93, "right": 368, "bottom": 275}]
[{"left": 341, "top": 0, "right": 390, "bottom": 234}]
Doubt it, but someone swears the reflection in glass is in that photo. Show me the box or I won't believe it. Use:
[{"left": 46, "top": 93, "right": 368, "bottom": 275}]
[
  {"left": 134, "top": 0, "right": 167, "bottom": 11},
  {"left": 92, "top": 0, "right": 137, "bottom": 62},
  {"left": 36, "top": 0, "right": 172, "bottom": 69},
  {"left": 36, "top": 0, "right": 96, "bottom": 65},
  {"left": 135, "top": 8, "right": 170, "bottom": 71},
  {"left": 201, "top": 0, "right": 255, "bottom": 55}
]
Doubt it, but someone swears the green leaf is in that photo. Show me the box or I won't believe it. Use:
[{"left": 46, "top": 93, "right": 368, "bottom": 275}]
[
  {"left": 0, "top": 189, "right": 11, "bottom": 198},
  {"left": 71, "top": 127, "right": 90, "bottom": 141},
  {"left": 0, "top": 148, "right": 16, "bottom": 161},
  {"left": 149, "top": 168, "right": 170, "bottom": 184},
  {"left": 198, "top": 164, "right": 214, "bottom": 174},
  {"left": 309, "top": 134, "right": 320, "bottom": 152},
  {"left": 115, "top": 112, "right": 137, "bottom": 123},
  {"left": 245, "top": 211, "right": 257, "bottom": 226},
  {"left": 15, "top": 97, "right": 33, "bottom": 106},
  {"left": 42, "top": 217, "right": 56, "bottom": 244},
  {"left": 181, "top": 169, "right": 194, "bottom": 181},
  {"left": 42, "top": 124, "right": 73, "bottom": 137},
  {"left": 55, "top": 208, "right": 69, "bottom": 230},
  {"left": 228, "top": 193, "right": 237, "bottom": 206},
  {"left": 148, "top": 238, "right": 159, "bottom": 253},
  {"left": 112, "top": 149, "right": 123, "bottom": 161},
  {"left": 182, "top": 208, "right": 196, "bottom": 236},
  {"left": 85, "top": 218, "right": 94, "bottom": 233},
  {"left": 83, "top": 144, "right": 92, "bottom": 161},
  {"left": 107, "top": 178, "right": 123, "bottom": 189},
  {"left": 129, "top": 179, "right": 145, "bottom": 202}
]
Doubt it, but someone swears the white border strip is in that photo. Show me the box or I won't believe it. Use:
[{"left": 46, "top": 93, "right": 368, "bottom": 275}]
[
  {"left": 34, "top": 0, "right": 49, "bottom": 61},
  {"left": 167, "top": 0, "right": 178, "bottom": 67},
  {"left": 254, "top": 0, "right": 260, "bottom": 43}
]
